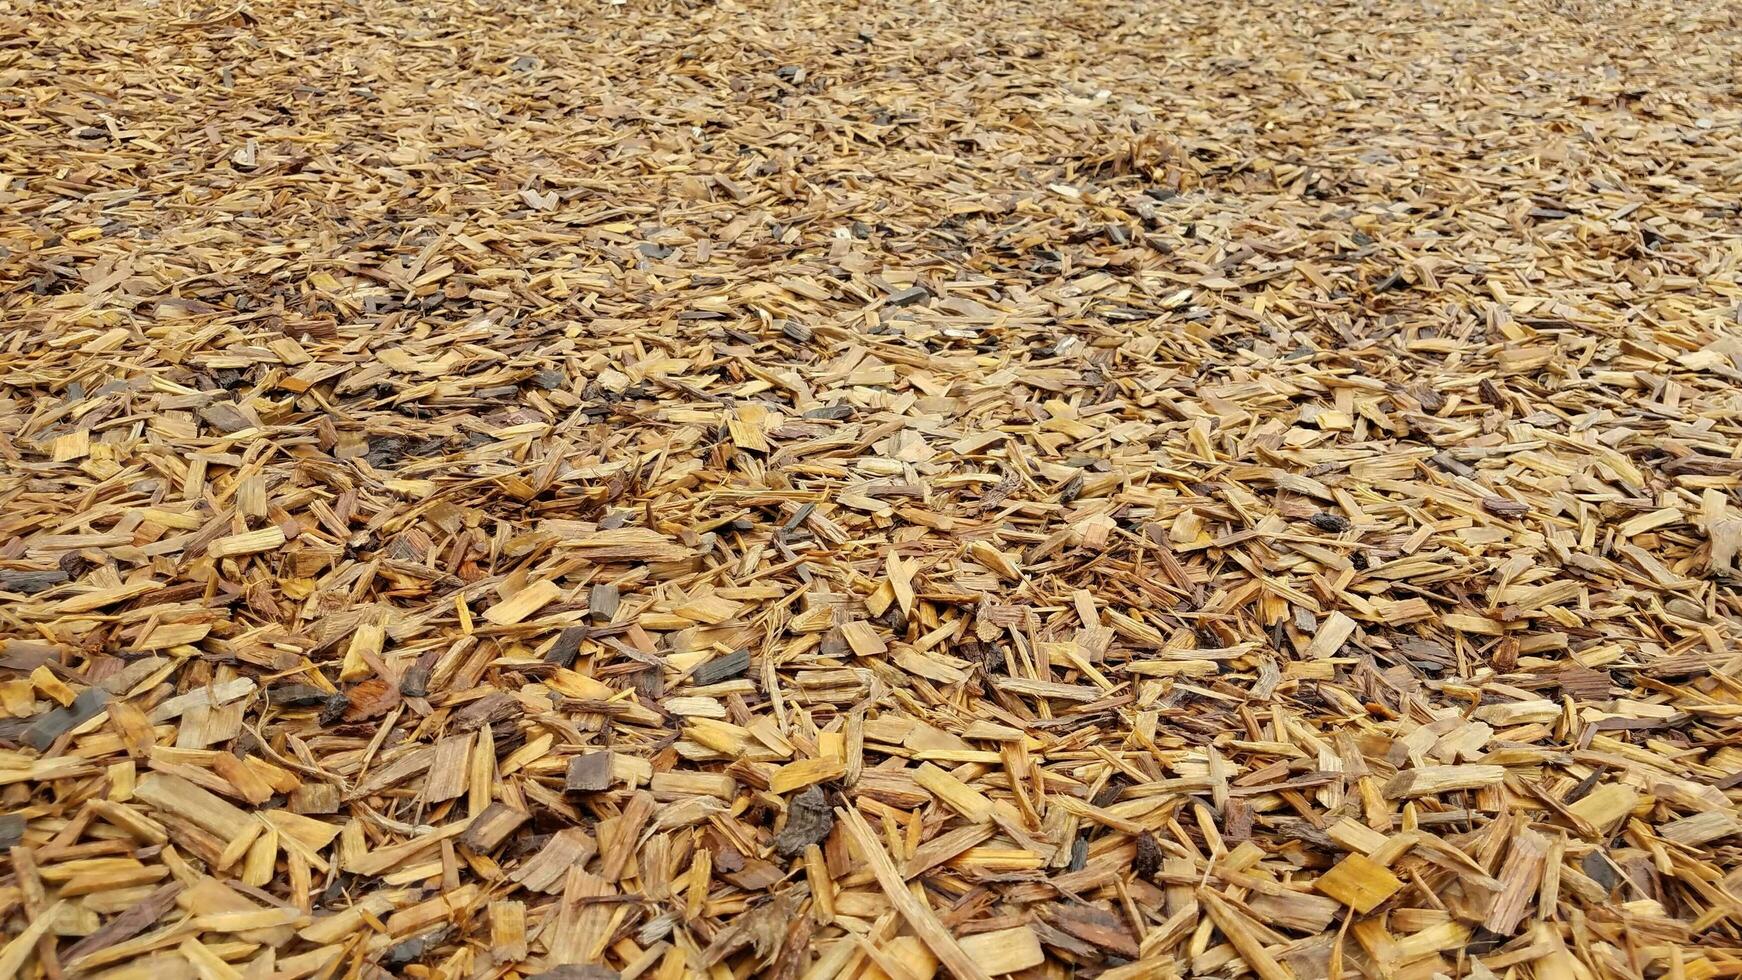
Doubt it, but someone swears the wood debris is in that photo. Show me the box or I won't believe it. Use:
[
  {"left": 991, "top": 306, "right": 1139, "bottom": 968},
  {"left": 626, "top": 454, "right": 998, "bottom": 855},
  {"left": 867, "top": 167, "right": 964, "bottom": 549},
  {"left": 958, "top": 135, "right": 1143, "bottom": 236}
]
[{"left": 2, "top": 0, "right": 1742, "bottom": 976}]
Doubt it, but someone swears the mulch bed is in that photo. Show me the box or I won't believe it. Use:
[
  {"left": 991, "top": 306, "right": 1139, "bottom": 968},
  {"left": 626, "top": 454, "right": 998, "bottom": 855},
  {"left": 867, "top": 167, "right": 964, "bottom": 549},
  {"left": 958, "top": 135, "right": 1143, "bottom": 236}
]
[{"left": 3, "top": 0, "right": 1742, "bottom": 976}]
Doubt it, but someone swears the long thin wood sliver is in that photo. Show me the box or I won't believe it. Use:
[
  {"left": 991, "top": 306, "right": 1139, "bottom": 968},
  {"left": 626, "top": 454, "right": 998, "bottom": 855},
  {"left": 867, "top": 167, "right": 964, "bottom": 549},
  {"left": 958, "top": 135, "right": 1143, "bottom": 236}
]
[
  {"left": 0, "top": 900, "right": 64, "bottom": 978},
  {"left": 1199, "top": 889, "right": 1295, "bottom": 980},
  {"left": 837, "top": 806, "right": 992, "bottom": 980}
]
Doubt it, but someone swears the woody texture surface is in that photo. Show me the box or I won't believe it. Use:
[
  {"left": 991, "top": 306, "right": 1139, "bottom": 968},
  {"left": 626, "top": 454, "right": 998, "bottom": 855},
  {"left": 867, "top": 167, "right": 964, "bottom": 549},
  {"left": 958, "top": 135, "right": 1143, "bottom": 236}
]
[{"left": 2, "top": 0, "right": 1742, "bottom": 976}]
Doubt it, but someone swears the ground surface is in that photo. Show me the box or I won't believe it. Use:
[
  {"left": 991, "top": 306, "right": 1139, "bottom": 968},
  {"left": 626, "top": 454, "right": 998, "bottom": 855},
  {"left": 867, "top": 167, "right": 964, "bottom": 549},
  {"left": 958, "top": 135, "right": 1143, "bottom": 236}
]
[{"left": 3, "top": 0, "right": 1742, "bottom": 976}]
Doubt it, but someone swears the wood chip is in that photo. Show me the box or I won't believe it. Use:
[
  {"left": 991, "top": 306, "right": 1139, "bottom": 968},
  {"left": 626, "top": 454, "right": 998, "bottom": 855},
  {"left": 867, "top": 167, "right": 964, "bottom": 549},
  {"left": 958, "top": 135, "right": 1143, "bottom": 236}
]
[{"left": 1316, "top": 853, "right": 1404, "bottom": 915}]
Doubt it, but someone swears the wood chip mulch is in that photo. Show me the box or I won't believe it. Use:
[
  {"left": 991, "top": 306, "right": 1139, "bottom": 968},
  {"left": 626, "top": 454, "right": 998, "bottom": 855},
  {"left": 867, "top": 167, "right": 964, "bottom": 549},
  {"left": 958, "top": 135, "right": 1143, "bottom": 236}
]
[{"left": 4, "top": 0, "right": 1742, "bottom": 976}]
